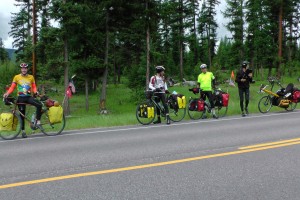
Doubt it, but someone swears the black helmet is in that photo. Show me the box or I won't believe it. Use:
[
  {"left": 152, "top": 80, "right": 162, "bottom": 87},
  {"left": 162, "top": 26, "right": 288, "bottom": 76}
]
[
  {"left": 20, "top": 63, "right": 29, "bottom": 68},
  {"left": 156, "top": 66, "right": 165, "bottom": 73},
  {"left": 242, "top": 61, "right": 249, "bottom": 68}
]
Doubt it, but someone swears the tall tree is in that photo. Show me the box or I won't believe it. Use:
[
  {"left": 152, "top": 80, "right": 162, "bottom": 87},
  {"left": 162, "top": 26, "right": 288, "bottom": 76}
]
[{"left": 223, "top": 0, "right": 245, "bottom": 67}]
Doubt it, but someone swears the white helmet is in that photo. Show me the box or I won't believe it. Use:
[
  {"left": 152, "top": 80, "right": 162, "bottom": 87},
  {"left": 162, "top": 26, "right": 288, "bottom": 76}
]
[
  {"left": 155, "top": 66, "right": 165, "bottom": 73},
  {"left": 200, "top": 64, "right": 207, "bottom": 69}
]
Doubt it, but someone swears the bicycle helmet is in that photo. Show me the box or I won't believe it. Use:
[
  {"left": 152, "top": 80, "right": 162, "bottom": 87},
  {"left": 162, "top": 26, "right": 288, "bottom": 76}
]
[
  {"left": 20, "top": 63, "right": 29, "bottom": 68},
  {"left": 200, "top": 64, "right": 207, "bottom": 69},
  {"left": 156, "top": 66, "right": 165, "bottom": 73},
  {"left": 242, "top": 61, "right": 248, "bottom": 68}
]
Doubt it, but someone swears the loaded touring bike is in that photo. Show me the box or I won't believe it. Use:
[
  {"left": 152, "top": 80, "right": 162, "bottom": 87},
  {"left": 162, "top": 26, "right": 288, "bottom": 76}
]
[
  {"left": 187, "top": 88, "right": 229, "bottom": 120},
  {"left": 258, "top": 77, "right": 298, "bottom": 113},
  {"left": 0, "top": 96, "right": 65, "bottom": 140},
  {"left": 136, "top": 90, "right": 186, "bottom": 125}
]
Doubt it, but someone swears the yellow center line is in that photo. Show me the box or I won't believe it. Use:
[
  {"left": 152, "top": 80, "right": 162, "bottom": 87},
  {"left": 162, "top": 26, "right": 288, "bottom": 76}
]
[
  {"left": 1, "top": 140, "right": 300, "bottom": 189},
  {"left": 239, "top": 137, "right": 300, "bottom": 150}
]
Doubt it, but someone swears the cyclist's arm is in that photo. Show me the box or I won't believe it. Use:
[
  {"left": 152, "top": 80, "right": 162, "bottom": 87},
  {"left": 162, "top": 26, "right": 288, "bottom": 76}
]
[
  {"left": 32, "top": 82, "right": 38, "bottom": 94},
  {"left": 149, "top": 76, "right": 156, "bottom": 91},
  {"left": 3, "top": 82, "right": 16, "bottom": 97}
]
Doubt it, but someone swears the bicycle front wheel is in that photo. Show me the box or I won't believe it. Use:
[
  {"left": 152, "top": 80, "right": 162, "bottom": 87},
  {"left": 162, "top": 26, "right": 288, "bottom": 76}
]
[
  {"left": 187, "top": 99, "right": 204, "bottom": 120},
  {"left": 136, "top": 101, "right": 156, "bottom": 125},
  {"left": 40, "top": 111, "right": 66, "bottom": 136},
  {"left": 285, "top": 101, "right": 297, "bottom": 111},
  {"left": 216, "top": 106, "right": 228, "bottom": 118},
  {"left": 0, "top": 112, "right": 21, "bottom": 140},
  {"left": 168, "top": 105, "right": 186, "bottom": 122},
  {"left": 258, "top": 96, "right": 272, "bottom": 113}
]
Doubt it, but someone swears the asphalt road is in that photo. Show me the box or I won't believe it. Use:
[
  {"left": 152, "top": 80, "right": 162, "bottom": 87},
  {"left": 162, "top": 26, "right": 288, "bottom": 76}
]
[{"left": 1, "top": 110, "right": 300, "bottom": 200}]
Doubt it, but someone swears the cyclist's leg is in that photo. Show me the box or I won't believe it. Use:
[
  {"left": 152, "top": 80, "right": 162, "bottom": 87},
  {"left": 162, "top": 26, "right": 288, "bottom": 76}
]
[
  {"left": 27, "top": 97, "right": 42, "bottom": 121},
  {"left": 238, "top": 88, "right": 245, "bottom": 115},
  {"left": 161, "top": 93, "right": 170, "bottom": 124},
  {"left": 17, "top": 97, "right": 26, "bottom": 135},
  {"left": 245, "top": 88, "right": 250, "bottom": 114},
  {"left": 153, "top": 96, "right": 161, "bottom": 124},
  {"left": 17, "top": 104, "right": 26, "bottom": 130},
  {"left": 206, "top": 91, "right": 217, "bottom": 118}
]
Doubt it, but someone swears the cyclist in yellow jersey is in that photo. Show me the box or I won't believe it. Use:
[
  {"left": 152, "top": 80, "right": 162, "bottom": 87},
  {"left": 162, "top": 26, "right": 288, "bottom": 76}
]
[
  {"left": 3, "top": 63, "right": 42, "bottom": 138},
  {"left": 197, "top": 64, "right": 218, "bottom": 119}
]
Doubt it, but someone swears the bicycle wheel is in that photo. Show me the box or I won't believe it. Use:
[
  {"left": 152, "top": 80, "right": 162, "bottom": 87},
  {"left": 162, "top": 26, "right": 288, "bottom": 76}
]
[
  {"left": 136, "top": 101, "right": 156, "bottom": 125},
  {"left": 187, "top": 99, "right": 204, "bottom": 120},
  {"left": 168, "top": 105, "right": 186, "bottom": 122},
  {"left": 0, "top": 112, "right": 21, "bottom": 140},
  {"left": 258, "top": 96, "right": 272, "bottom": 113},
  {"left": 285, "top": 101, "right": 297, "bottom": 111},
  {"left": 216, "top": 106, "right": 228, "bottom": 118},
  {"left": 40, "top": 110, "right": 66, "bottom": 136}
]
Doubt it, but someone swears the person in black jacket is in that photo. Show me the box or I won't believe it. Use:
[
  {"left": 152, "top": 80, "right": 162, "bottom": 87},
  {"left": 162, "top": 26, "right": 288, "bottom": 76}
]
[{"left": 236, "top": 61, "right": 253, "bottom": 117}]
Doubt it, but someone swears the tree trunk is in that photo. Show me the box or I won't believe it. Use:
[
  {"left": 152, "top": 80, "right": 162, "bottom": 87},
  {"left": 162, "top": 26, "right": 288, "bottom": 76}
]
[
  {"left": 63, "top": 0, "right": 70, "bottom": 116},
  {"left": 277, "top": 2, "right": 283, "bottom": 78},
  {"left": 32, "top": 0, "right": 37, "bottom": 80},
  {"left": 179, "top": 0, "right": 184, "bottom": 82},
  {"left": 99, "top": 9, "right": 110, "bottom": 114},
  {"left": 146, "top": 0, "right": 150, "bottom": 90}
]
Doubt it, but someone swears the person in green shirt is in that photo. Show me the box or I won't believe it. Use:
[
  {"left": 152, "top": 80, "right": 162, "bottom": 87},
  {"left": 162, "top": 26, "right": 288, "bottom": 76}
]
[{"left": 197, "top": 64, "right": 218, "bottom": 119}]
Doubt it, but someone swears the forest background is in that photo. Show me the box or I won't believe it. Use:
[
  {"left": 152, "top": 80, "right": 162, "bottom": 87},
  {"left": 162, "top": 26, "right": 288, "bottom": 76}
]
[{"left": 0, "top": 0, "right": 300, "bottom": 128}]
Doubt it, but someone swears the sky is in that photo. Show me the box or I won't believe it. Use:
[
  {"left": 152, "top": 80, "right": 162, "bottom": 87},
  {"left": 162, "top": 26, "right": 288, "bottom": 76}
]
[{"left": 0, "top": 0, "right": 229, "bottom": 49}]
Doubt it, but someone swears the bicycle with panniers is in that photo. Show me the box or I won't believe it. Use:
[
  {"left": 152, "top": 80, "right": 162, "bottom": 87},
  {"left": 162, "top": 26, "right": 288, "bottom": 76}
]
[
  {"left": 136, "top": 90, "right": 186, "bottom": 125},
  {"left": 258, "top": 77, "right": 298, "bottom": 113},
  {"left": 0, "top": 96, "right": 65, "bottom": 140},
  {"left": 187, "top": 87, "right": 229, "bottom": 120}
]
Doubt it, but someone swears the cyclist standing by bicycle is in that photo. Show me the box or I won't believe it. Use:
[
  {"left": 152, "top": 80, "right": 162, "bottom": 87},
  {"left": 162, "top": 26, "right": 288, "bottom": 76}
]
[
  {"left": 149, "top": 66, "right": 171, "bottom": 125},
  {"left": 235, "top": 61, "right": 253, "bottom": 117},
  {"left": 2, "top": 63, "right": 42, "bottom": 138},
  {"left": 197, "top": 64, "right": 218, "bottom": 119}
]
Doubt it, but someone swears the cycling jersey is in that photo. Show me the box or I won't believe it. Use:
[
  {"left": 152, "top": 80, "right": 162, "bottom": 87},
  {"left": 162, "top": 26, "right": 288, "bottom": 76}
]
[
  {"left": 197, "top": 72, "right": 215, "bottom": 91},
  {"left": 149, "top": 75, "right": 168, "bottom": 92},
  {"left": 7, "top": 74, "right": 37, "bottom": 96}
]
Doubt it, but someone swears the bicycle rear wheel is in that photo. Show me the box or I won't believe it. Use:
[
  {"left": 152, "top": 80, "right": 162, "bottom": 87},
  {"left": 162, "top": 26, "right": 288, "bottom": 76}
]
[
  {"left": 187, "top": 99, "right": 204, "bottom": 120},
  {"left": 216, "top": 106, "right": 228, "bottom": 118},
  {"left": 136, "top": 101, "right": 156, "bottom": 125},
  {"left": 258, "top": 96, "right": 272, "bottom": 113},
  {"left": 0, "top": 112, "right": 21, "bottom": 140},
  {"left": 40, "top": 111, "right": 65, "bottom": 136}
]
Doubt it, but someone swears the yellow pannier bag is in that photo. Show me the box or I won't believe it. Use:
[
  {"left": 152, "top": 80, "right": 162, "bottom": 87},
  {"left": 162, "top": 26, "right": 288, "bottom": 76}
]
[
  {"left": 0, "top": 113, "right": 18, "bottom": 131},
  {"left": 177, "top": 95, "right": 186, "bottom": 109},
  {"left": 48, "top": 106, "right": 63, "bottom": 124},
  {"left": 147, "top": 106, "right": 154, "bottom": 118}
]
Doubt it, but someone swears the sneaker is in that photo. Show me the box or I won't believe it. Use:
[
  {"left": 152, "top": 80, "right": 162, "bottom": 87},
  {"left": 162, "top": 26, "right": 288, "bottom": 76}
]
[
  {"left": 242, "top": 112, "right": 246, "bottom": 117},
  {"left": 245, "top": 108, "right": 249, "bottom": 115},
  {"left": 212, "top": 114, "right": 218, "bottom": 119},
  {"left": 21, "top": 130, "right": 27, "bottom": 138},
  {"left": 166, "top": 116, "right": 171, "bottom": 125}
]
